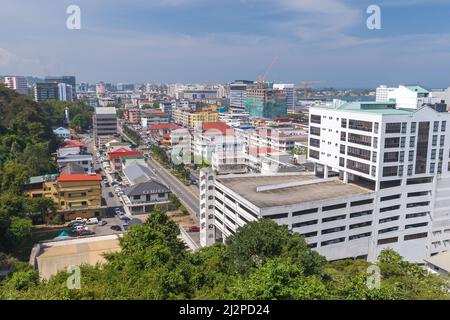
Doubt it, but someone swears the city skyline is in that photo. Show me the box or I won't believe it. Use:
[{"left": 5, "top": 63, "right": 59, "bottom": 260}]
[{"left": 2, "top": 0, "right": 450, "bottom": 87}]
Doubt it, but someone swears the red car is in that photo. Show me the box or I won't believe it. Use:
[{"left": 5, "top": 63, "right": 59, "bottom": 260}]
[{"left": 186, "top": 226, "right": 200, "bottom": 233}]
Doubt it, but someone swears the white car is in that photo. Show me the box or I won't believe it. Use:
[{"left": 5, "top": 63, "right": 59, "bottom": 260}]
[
  {"left": 86, "top": 217, "right": 99, "bottom": 225},
  {"left": 74, "top": 225, "right": 88, "bottom": 232}
]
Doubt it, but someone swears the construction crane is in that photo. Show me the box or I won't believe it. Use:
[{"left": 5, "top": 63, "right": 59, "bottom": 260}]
[
  {"left": 257, "top": 49, "right": 284, "bottom": 88},
  {"left": 300, "top": 81, "right": 325, "bottom": 99}
]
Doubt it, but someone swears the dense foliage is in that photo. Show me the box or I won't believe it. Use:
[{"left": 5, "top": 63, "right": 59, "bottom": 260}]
[
  {"left": 0, "top": 85, "right": 91, "bottom": 256},
  {"left": 1, "top": 212, "right": 448, "bottom": 300}
]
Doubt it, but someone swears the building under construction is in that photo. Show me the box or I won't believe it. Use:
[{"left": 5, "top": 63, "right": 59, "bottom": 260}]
[{"left": 244, "top": 82, "right": 288, "bottom": 119}]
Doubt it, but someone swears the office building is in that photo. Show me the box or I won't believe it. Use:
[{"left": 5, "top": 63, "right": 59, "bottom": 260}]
[
  {"left": 93, "top": 107, "right": 118, "bottom": 146},
  {"left": 34, "top": 82, "right": 59, "bottom": 102},
  {"left": 45, "top": 76, "right": 76, "bottom": 100},
  {"left": 229, "top": 80, "right": 254, "bottom": 113},
  {"left": 58, "top": 83, "right": 73, "bottom": 102},
  {"left": 4, "top": 76, "right": 28, "bottom": 95}
]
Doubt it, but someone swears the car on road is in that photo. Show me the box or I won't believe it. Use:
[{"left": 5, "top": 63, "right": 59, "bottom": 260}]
[
  {"left": 68, "top": 221, "right": 84, "bottom": 228},
  {"left": 186, "top": 226, "right": 200, "bottom": 232},
  {"left": 86, "top": 217, "right": 99, "bottom": 225},
  {"left": 72, "top": 225, "right": 88, "bottom": 232},
  {"left": 110, "top": 225, "right": 122, "bottom": 232},
  {"left": 98, "top": 220, "right": 107, "bottom": 226}
]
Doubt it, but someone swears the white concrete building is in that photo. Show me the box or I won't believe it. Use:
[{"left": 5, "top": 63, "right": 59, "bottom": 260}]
[
  {"left": 4, "top": 76, "right": 28, "bottom": 95},
  {"left": 200, "top": 98, "right": 450, "bottom": 264},
  {"left": 376, "top": 85, "right": 396, "bottom": 102},
  {"left": 58, "top": 83, "right": 73, "bottom": 102},
  {"left": 229, "top": 80, "right": 254, "bottom": 113}
]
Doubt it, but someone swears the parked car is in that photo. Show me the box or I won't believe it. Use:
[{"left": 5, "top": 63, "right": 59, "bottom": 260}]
[
  {"left": 75, "top": 217, "right": 86, "bottom": 222},
  {"left": 73, "top": 225, "right": 88, "bottom": 232},
  {"left": 186, "top": 226, "right": 200, "bottom": 232},
  {"left": 108, "top": 192, "right": 114, "bottom": 198},
  {"left": 122, "top": 223, "right": 129, "bottom": 231},
  {"left": 120, "top": 216, "right": 131, "bottom": 222},
  {"left": 77, "top": 230, "right": 95, "bottom": 237},
  {"left": 68, "top": 221, "right": 84, "bottom": 228},
  {"left": 98, "top": 220, "right": 107, "bottom": 226},
  {"left": 110, "top": 225, "right": 122, "bottom": 232},
  {"left": 86, "top": 217, "right": 99, "bottom": 225}
]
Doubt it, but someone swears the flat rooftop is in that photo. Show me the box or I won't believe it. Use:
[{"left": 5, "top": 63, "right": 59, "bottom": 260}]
[
  {"left": 216, "top": 174, "right": 372, "bottom": 208},
  {"left": 36, "top": 236, "right": 121, "bottom": 280}
]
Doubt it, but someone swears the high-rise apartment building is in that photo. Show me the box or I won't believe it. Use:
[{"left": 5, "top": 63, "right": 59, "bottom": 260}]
[
  {"left": 200, "top": 88, "right": 450, "bottom": 264},
  {"left": 4, "top": 76, "right": 28, "bottom": 95}
]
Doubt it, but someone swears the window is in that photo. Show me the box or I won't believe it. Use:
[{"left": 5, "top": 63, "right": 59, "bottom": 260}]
[
  {"left": 349, "top": 119, "right": 372, "bottom": 132},
  {"left": 350, "top": 210, "right": 373, "bottom": 218},
  {"left": 442, "top": 121, "right": 447, "bottom": 132},
  {"left": 386, "top": 123, "right": 401, "bottom": 134},
  {"left": 431, "top": 149, "right": 436, "bottom": 160},
  {"left": 311, "top": 114, "right": 321, "bottom": 124},
  {"left": 293, "top": 208, "right": 318, "bottom": 216},
  {"left": 401, "top": 137, "right": 406, "bottom": 148},
  {"left": 379, "top": 216, "right": 400, "bottom": 224},
  {"left": 377, "top": 237, "right": 398, "bottom": 245},
  {"left": 384, "top": 152, "right": 399, "bottom": 163},
  {"left": 301, "top": 232, "right": 318, "bottom": 238},
  {"left": 399, "top": 151, "right": 405, "bottom": 162},
  {"left": 406, "top": 212, "right": 428, "bottom": 219},
  {"left": 411, "top": 122, "right": 417, "bottom": 134},
  {"left": 322, "top": 203, "right": 347, "bottom": 212},
  {"left": 347, "top": 146, "right": 371, "bottom": 161},
  {"left": 321, "top": 238, "right": 346, "bottom": 247},
  {"left": 385, "top": 137, "right": 400, "bottom": 148},
  {"left": 408, "top": 165, "right": 413, "bottom": 176},
  {"left": 380, "top": 194, "right": 401, "bottom": 202},
  {"left": 310, "top": 126, "right": 321, "bottom": 136},
  {"left": 407, "top": 177, "right": 433, "bottom": 185},
  {"left": 408, "top": 191, "right": 430, "bottom": 197},
  {"left": 434, "top": 121, "right": 439, "bottom": 132},
  {"left": 372, "top": 151, "right": 378, "bottom": 163},
  {"left": 430, "top": 163, "right": 436, "bottom": 174},
  {"left": 404, "top": 232, "right": 428, "bottom": 241},
  {"left": 310, "top": 149, "right": 319, "bottom": 159},
  {"left": 379, "top": 226, "right": 399, "bottom": 234},
  {"left": 309, "top": 138, "right": 320, "bottom": 148},
  {"left": 349, "top": 232, "right": 371, "bottom": 241},
  {"left": 347, "top": 159, "right": 370, "bottom": 174},
  {"left": 440, "top": 135, "right": 445, "bottom": 147},
  {"left": 348, "top": 133, "right": 372, "bottom": 147},
  {"left": 416, "top": 122, "right": 430, "bottom": 174},
  {"left": 408, "top": 150, "right": 414, "bottom": 162},
  {"left": 322, "top": 215, "right": 346, "bottom": 223},
  {"left": 432, "top": 135, "right": 438, "bottom": 147},
  {"left": 292, "top": 220, "right": 318, "bottom": 228},
  {"left": 350, "top": 221, "right": 372, "bottom": 229},
  {"left": 380, "top": 205, "right": 400, "bottom": 213},
  {"left": 321, "top": 226, "right": 346, "bottom": 235},
  {"left": 405, "top": 222, "right": 428, "bottom": 229},
  {"left": 239, "top": 204, "right": 258, "bottom": 219},
  {"left": 401, "top": 122, "right": 407, "bottom": 134},
  {"left": 380, "top": 180, "right": 401, "bottom": 189},
  {"left": 264, "top": 213, "right": 288, "bottom": 220},
  {"left": 350, "top": 199, "right": 374, "bottom": 207},
  {"left": 340, "top": 132, "right": 346, "bottom": 142},
  {"left": 383, "top": 166, "right": 398, "bottom": 177},
  {"left": 340, "top": 145, "right": 346, "bottom": 155},
  {"left": 409, "top": 136, "right": 416, "bottom": 148},
  {"left": 341, "top": 118, "right": 347, "bottom": 128},
  {"left": 339, "top": 157, "right": 345, "bottom": 167},
  {"left": 407, "top": 201, "right": 430, "bottom": 208}
]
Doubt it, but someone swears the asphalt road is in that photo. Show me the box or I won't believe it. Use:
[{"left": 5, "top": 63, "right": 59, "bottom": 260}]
[{"left": 118, "top": 126, "right": 200, "bottom": 222}]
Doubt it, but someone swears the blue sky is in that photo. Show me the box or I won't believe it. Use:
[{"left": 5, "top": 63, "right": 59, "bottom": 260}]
[{"left": 1, "top": 0, "right": 450, "bottom": 88}]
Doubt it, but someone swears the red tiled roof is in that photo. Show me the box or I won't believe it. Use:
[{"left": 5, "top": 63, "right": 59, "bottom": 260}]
[
  {"left": 63, "top": 140, "right": 85, "bottom": 148},
  {"left": 108, "top": 148, "right": 142, "bottom": 159},
  {"left": 57, "top": 174, "right": 102, "bottom": 182},
  {"left": 248, "top": 147, "right": 276, "bottom": 155},
  {"left": 202, "top": 122, "right": 232, "bottom": 135},
  {"left": 274, "top": 117, "right": 291, "bottom": 122},
  {"left": 148, "top": 123, "right": 179, "bottom": 131}
]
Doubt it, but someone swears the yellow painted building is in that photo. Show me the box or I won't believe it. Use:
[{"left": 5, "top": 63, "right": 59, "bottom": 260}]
[
  {"left": 173, "top": 108, "right": 219, "bottom": 129},
  {"left": 26, "top": 173, "right": 103, "bottom": 222}
]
